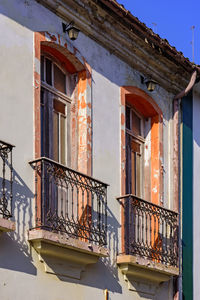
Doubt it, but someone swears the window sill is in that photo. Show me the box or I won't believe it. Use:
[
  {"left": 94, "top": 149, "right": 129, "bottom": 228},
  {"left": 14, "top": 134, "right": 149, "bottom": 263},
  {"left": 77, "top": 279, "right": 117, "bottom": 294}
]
[
  {"left": 117, "top": 255, "right": 179, "bottom": 294},
  {"left": 0, "top": 217, "right": 15, "bottom": 234},
  {"left": 28, "top": 229, "right": 108, "bottom": 280}
]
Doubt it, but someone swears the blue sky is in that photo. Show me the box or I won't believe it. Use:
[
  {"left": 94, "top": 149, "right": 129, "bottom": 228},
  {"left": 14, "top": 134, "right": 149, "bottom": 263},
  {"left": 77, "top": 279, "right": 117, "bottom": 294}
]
[{"left": 119, "top": 0, "right": 200, "bottom": 65}]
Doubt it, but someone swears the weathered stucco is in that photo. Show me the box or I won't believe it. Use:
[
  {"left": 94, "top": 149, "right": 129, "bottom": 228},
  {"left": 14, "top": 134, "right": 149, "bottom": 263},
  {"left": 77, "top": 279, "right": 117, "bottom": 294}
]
[{"left": 0, "top": 1, "right": 179, "bottom": 299}]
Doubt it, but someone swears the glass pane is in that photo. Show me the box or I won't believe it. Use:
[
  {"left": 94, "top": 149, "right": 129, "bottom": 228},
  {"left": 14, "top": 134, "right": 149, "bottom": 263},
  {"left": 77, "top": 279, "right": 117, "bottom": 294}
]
[
  {"left": 131, "top": 139, "right": 141, "bottom": 196},
  {"left": 132, "top": 111, "right": 141, "bottom": 136},
  {"left": 126, "top": 106, "right": 131, "bottom": 130},
  {"left": 46, "top": 58, "right": 52, "bottom": 85},
  {"left": 66, "top": 74, "right": 76, "bottom": 97},
  {"left": 53, "top": 111, "right": 59, "bottom": 162},
  {"left": 60, "top": 115, "right": 66, "bottom": 165},
  {"left": 136, "top": 153, "right": 141, "bottom": 197},
  {"left": 54, "top": 64, "right": 66, "bottom": 94},
  {"left": 41, "top": 56, "right": 44, "bottom": 82},
  {"left": 40, "top": 90, "right": 44, "bottom": 156},
  {"left": 131, "top": 151, "right": 136, "bottom": 195}
]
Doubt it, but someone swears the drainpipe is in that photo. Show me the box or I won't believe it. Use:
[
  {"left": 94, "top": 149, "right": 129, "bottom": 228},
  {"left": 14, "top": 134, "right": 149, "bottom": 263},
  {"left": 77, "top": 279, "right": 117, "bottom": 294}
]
[{"left": 173, "top": 68, "right": 199, "bottom": 300}]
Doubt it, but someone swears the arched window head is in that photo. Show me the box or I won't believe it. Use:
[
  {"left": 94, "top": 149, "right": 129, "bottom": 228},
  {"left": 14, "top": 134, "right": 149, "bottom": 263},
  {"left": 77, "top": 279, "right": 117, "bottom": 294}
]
[{"left": 41, "top": 54, "right": 77, "bottom": 98}]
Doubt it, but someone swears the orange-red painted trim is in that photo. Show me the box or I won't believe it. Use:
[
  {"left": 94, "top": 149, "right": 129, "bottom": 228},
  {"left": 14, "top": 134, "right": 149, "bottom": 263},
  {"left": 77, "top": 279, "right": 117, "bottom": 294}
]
[
  {"left": 41, "top": 45, "right": 77, "bottom": 74},
  {"left": 151, "top": 115, "right": 160, "bottom": 205},
  {"left": 120, "top": 86, "right": 163, "bottom": 252},
  {"left": 33, "top": 32, "right": 92, "bottom": 225}
]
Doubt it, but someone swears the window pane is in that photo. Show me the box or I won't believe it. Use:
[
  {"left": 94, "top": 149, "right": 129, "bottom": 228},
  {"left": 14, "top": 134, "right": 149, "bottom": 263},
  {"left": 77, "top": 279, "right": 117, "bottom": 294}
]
[
  {"left": 46, "top": 58, "right": 52, "bottom": 85},
  {"left": 126, "top": 106, "right": 131, "bottom": 130},
  {"left": 131, "top": 139, "right": 141, "bottom": 197},
  {"left": 41, "top": 56, "right": 44, "bottom": 82},
  {"left": 131, "top": 151, "right": 136, "bottom": 195},
  {"left": 132, "top": 111, "right": 141, "bottom": 136},
  {"left": 40, "top": 90, "right": 44, "bottom": 156},
  {"left": 54, "top": 64, "right": 66, "bottom": 94},
  {"left": 136, "top": 153, "right": 141, "bottom": 197},
  {"left": 53, "top": 111, "right": 59, "bottom": 162},
  {"left": 60, "top": 115, "right": 66, "bottom": 165},
  {"left": 66, "top": 74, "right": 76, "bottom": 97}
]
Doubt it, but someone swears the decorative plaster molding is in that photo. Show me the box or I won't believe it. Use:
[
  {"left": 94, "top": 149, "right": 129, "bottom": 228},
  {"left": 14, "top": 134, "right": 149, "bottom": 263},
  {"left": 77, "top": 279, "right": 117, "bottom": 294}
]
[{"left": 37, "top": 0, "right": 191, "bottom": 93}]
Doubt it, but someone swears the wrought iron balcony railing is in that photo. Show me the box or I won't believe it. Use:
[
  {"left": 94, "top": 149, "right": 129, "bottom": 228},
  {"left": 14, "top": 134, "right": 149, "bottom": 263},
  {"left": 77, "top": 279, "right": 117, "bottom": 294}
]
[
  {"left": 117, "top": 194, "right": 179, "bottom": 267},
  {"left": 0, "top": 140, "right": 14, "bottom": 219},
  {"left": 29, "top": 157, "right": 108, "bottom": 246}
]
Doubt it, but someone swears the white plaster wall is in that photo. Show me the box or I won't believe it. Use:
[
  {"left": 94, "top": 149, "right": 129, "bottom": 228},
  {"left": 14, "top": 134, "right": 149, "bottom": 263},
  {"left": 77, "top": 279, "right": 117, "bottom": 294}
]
[
  {"left": 193, "top": 83, "right": 200, "bottom": 300},
  {"left": 0, "top": 1, "right": 174, "bottom": 299}
]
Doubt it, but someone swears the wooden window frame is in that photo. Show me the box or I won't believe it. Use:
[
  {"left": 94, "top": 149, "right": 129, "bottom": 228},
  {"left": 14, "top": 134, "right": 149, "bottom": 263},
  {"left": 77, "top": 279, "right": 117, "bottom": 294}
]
[
  {"left": 41, "top": 54, "right": 72, "bottom": 166},
  {"left": 125, "top": 105, "right": 145, "bottom": 198},
  {"left": 41, "top": 53, "right": 75, "bottom": 100}
]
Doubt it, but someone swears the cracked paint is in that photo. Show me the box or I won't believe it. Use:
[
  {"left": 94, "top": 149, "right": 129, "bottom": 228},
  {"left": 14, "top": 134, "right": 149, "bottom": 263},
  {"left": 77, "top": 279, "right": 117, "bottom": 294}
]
[{"left": 34, "top": 31, "right": 92, "bottom": 225}]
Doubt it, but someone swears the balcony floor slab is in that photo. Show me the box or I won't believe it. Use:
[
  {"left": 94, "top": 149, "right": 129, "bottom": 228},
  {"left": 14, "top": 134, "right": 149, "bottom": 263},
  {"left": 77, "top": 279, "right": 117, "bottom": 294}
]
[
  {"left": 28, "top": 229, "right": 108, "bottom": 279},
  {"left": 0, "top": 217, "right": 15, "bottom": 234},
  {"left": 117, "top": 254, "right": 179, "bottom": 295}
]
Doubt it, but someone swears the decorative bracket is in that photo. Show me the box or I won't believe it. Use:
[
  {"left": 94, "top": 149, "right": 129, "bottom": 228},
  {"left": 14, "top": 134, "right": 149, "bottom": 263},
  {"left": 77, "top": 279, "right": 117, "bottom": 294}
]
[
  {"left": 28, "top": 229, "right": 108, "bottom": 280},
  {"left": 117, "top": 255, "right": 179, "bottom": 296}
]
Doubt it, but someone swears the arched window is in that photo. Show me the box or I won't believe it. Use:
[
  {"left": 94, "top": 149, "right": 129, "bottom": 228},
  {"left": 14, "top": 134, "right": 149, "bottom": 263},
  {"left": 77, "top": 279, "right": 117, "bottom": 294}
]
[
  {"left": 121, "top": 86, "right": 163, "bottom": 205},
  {"left": 40, "top": 54, "right": 76, "bottom": 165}
]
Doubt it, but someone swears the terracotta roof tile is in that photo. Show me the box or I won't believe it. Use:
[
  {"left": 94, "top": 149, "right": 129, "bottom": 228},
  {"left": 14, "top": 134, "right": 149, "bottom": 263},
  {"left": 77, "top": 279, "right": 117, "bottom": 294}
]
[{"left": 97, "top": 0, "right": 199, "bottom": 73}]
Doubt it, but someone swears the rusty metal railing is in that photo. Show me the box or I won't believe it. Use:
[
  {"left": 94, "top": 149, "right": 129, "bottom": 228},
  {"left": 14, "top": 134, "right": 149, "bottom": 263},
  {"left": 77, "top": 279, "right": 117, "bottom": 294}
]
[
  {"left": 117, "top": 194, "right": 179, "bottom": 267},
  {"left": 0, "top": 140, "right": 15, "bottom": 219},
  {"left": 29, "top": 157, "right": 108, "bottom": 246}
]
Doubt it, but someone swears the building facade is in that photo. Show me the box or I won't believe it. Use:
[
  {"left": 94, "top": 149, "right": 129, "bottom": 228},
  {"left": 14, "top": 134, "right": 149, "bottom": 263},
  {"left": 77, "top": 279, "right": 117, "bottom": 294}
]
[{"left": 0, "top": 0, "right": 196, "bottom": 299}]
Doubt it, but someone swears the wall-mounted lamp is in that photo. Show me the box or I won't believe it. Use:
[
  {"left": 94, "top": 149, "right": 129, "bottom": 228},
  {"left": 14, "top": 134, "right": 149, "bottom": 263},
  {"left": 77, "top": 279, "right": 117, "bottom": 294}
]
[
  {"left": 141, "top": 76, "right": 158, "bottom": 92},
  {"left": 145, "top": 79, "right": 157, "bottom": 92},
  {"left": 62, "top": 21, "right": 80, "bottom": 41}
]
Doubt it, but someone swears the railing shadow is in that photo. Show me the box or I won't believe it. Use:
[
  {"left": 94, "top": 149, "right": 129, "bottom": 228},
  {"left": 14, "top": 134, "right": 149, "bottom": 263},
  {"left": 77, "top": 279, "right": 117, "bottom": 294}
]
[
  {"left": 0, "top": 165, "right": 36, "bottom": 275},
  {"left": 58, "top": 203, "right": 122, "bottom": 293}
]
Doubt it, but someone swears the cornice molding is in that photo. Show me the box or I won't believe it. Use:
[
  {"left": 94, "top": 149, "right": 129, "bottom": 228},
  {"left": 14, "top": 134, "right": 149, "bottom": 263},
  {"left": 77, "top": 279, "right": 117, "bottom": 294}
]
[{"left": 37, "top": 0, "right": 192, "bottom": 94}]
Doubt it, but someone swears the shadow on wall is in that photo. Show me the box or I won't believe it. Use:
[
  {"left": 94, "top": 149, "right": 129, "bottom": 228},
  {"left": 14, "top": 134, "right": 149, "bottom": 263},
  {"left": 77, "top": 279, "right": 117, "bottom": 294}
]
[
  {"left": 0, "top": 167, "right": 37, "bottom": 276},
  {"left": 46, "top": 204, "right": 122, "bottom": 294}
]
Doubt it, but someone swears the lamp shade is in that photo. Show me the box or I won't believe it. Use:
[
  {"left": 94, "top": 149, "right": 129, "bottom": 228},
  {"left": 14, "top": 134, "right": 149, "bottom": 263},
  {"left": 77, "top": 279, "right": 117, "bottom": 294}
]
[
  {"left": 66, "top": 26, "right": 80, "bottom": 41},
  {"left": 146, "top": 80, "right": 157, "bottom": 92}
]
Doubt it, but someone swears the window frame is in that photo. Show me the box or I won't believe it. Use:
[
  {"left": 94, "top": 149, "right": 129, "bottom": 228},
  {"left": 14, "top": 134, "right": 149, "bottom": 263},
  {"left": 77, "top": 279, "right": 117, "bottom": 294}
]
[
  {"left": 40, "top": 53, "right": 72, "bottom": 166},
  {"left": 125, "top": 105, "right": 145, "bottom": 198},
  {"left": 41, "top": 53, "right": 73, "bottom": 102}
]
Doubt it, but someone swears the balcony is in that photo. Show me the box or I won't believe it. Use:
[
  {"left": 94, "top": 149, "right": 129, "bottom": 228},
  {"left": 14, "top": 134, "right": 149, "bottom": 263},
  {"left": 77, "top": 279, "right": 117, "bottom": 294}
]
[
  {"left": 117, "top": 195, "right": 179, "bottom": 290},
  {"left": 28, "top": 157, "right": 108, "bottom": 279},
  {"left": 0, "top": 140, "right": 15, "bottom": 233}
]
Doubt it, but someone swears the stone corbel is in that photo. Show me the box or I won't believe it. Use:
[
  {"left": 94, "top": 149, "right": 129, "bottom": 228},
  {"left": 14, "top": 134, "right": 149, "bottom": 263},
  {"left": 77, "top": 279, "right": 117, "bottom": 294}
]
[
  {"left": 28, "top": 229, "right": 108, "bottom": 280},
  {"left": 117, "top": 255, "right": 179, "bottom": 296}
]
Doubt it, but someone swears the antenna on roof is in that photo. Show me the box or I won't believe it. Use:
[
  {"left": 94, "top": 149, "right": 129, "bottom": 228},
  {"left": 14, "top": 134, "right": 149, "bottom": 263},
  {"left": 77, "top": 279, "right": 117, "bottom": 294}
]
[
  {"left": 190, "top": 25, "right": 195, "bottom": 63},
  {"left": 152, "top": 22, "right": 157, "bottom": 34}
]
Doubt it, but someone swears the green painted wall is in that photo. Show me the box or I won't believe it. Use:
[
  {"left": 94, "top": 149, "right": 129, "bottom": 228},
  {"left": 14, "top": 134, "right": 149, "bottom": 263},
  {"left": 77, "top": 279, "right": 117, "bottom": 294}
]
[{"left": 182, "top": 92, "right": 193, "bottom": 300}]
